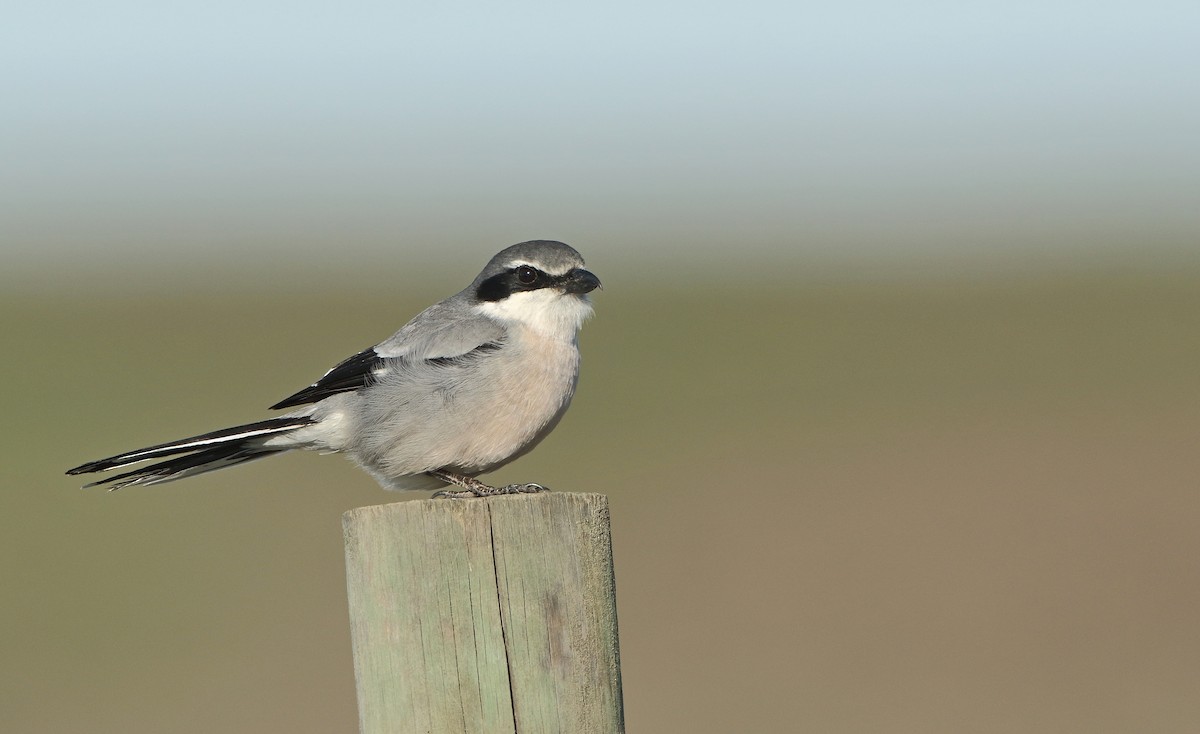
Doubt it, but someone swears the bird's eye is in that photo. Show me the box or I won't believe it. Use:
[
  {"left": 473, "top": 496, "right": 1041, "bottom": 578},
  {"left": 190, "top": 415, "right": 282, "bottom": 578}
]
[{"left": 516, "top": 266, "right": 538, "bottom": 285}]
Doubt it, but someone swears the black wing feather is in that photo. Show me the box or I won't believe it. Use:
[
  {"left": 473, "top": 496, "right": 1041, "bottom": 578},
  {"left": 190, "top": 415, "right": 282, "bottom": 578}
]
[
  {"left": 269, "top": 341, "right": 506, "bottom": 411},
  {"left": 424, "top": 341, "right": 503, "bottom": 366},
  {"left": 270, "top": 347, "right": 385, "bottom": 410}
]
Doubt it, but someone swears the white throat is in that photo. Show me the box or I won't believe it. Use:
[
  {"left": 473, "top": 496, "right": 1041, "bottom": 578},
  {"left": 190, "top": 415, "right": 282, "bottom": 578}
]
[{"left": 475, "top": 290, "right": 593, "bottom": 341}]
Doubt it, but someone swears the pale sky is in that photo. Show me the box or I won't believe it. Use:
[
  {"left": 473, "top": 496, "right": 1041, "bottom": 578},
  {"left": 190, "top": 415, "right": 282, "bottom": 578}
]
[{"left": 3, "top": 1, "right": 1198, "bottom": 277}]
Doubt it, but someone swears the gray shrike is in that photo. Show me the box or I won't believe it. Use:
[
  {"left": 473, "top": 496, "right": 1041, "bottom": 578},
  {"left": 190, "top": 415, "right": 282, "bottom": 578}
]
[{"left": 67, "top": 240, "right": 601, "bottom": 498}]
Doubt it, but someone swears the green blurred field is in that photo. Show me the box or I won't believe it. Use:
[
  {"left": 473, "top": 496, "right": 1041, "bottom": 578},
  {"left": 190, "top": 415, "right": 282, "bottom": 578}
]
[{"left": 4, "top": 263, "right": 1199, "bottom": 733}]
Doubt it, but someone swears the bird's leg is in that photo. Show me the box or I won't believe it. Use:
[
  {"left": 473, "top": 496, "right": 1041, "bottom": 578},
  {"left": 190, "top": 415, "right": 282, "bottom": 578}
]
[
  {"left": 428, "top": 470, "right": 551, "bottom": 499},
  {"left": 428, "top": 470, "right": 493, "bottom": 497}
]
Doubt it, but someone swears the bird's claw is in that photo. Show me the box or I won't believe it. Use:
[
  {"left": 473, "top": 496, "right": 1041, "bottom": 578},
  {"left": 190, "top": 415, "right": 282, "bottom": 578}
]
[
  {"left": 504, "top": 482, "right": 550, "bottom": 494},
  {"left": 432, "top": 482, "right": 551, "bottom": 499}
]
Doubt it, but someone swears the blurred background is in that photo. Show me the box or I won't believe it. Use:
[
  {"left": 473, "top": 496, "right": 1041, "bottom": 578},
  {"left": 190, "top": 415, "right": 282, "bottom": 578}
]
[{"left": 3, "top": 1, "right": 1199, "bottom": 732}]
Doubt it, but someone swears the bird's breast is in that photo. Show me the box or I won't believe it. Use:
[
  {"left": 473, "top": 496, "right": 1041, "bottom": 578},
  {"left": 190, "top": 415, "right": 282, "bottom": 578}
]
[
  {"left": 454, "top": 331, "right": 581, "bottom": 465},
  {"left": 347, "top": 327, "right": 583, "bottom": 478}
]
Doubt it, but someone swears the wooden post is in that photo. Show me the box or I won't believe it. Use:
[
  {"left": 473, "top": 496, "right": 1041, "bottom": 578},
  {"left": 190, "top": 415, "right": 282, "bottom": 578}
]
[{"left": 343, "top": 492, "right": 624, "bottom": 734}]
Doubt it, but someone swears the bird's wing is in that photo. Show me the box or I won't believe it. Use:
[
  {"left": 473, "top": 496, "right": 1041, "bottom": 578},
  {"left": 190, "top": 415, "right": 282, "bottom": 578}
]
[
  {"left": 372, "top": 301, "right": 505, "bottom": 360},
  {"left": 269, "top": 347, "right": 387, "bottom": 410},
  {"left": 270, "top": 304, "right": 506, "bottom": 410}
]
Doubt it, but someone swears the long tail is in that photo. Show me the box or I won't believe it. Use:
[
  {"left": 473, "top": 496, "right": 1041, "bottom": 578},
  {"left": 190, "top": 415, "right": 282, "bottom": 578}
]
[{"left": 66, "top": 416, "right": 314, "bottom": 491}]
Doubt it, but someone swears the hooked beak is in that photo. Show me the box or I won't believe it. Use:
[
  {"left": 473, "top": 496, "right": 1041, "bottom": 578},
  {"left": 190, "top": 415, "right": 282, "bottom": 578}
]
[{"left": 563, "top": 268, "right": 602, "bottom": 294}]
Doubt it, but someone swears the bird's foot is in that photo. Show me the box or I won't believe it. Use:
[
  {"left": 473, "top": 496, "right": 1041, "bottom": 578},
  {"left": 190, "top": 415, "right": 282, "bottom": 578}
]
[{"left": 428, "top": 470, "right": 550, "bottom": 499}]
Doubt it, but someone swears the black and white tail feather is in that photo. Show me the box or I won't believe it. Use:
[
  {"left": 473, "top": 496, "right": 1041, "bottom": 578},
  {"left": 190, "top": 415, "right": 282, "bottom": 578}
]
[
  {"left": 66, "top": 417, "right": 314, "bottom": 491},
  {"left": 67, "top": 332, "right": 383, "bottom": 491}
]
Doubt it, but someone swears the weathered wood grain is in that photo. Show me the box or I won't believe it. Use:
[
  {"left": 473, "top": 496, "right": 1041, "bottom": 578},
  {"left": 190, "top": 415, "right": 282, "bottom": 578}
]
[{"left": 343, "top": 493, "right": 623, "bottom": 734}]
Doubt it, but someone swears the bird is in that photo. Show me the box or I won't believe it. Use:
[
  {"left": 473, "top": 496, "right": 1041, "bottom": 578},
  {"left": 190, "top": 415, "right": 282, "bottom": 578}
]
[{"left": 66, "top": 240, "right": 601, "bottom": 498}]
